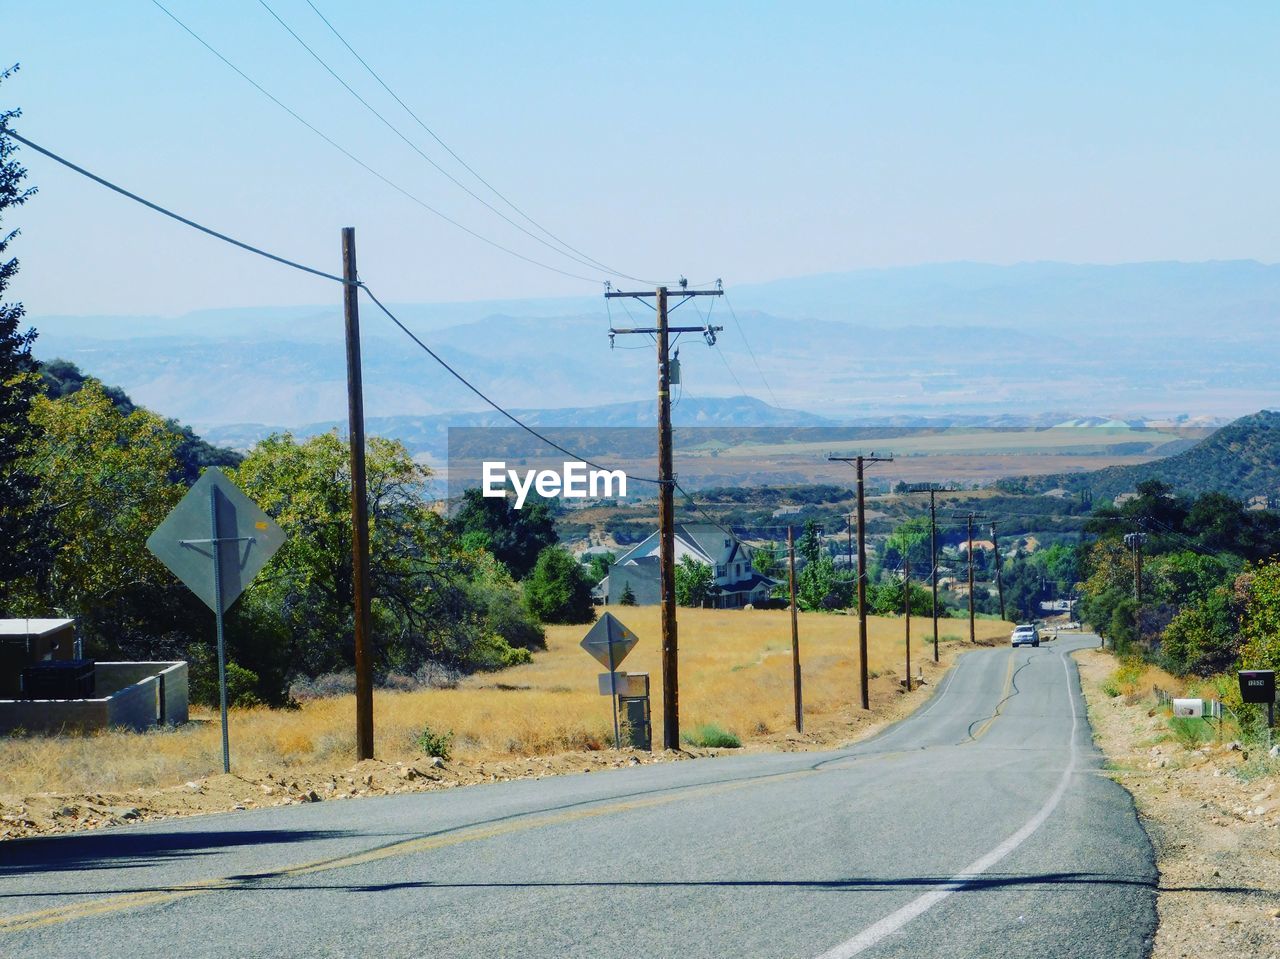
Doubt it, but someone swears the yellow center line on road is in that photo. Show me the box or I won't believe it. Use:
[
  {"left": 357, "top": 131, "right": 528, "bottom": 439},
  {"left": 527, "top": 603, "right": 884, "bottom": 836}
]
[
  {"left": 968, "top": 648, "right": 1018, "bottom": 742},
  {"left": 0, "top": 749, "right": 909, "bottom": 934}
]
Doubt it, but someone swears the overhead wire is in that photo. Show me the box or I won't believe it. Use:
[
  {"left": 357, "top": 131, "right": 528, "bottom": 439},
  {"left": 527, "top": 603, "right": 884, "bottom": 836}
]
[
  {"left": 298, "top": 0, "right": 655, "bottom": 285},
  {"left": 358, "top": 283, "right": 663, "bottom": 486},
  {"left": 149, "top": 0, "right": 602, "bottom": 284},
  {"left": 723, "top": 290, "right": 782, "bottom": 409},
  {"left": 8, "top": 125, "right": 748, "bottom": 549},
  {"left": 4, "top": 129, "right": 346, "bottom": 284},
  {"left": 7, "top": 126, "right": 663, "bottom": 489},
  {"left": 254, "top": 0, "right": 653, "bottom": 284}
]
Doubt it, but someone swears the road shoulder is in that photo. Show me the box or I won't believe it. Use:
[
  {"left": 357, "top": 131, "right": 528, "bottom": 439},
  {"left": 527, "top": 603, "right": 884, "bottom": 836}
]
[{"left": 1073, "top": 647, "right": 1280, "bottom": 959}]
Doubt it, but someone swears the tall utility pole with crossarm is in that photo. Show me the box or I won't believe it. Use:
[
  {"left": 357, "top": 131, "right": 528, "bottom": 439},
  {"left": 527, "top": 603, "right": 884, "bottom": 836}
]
[
  {"left": 606, "top": 280, "right": 723, "bottom": 750},
  {"left": 907, "top": 484, "right": 959, "bottom": 662},
  {"left": 829, "top": 453, "right": 894, "bottom": 710}
]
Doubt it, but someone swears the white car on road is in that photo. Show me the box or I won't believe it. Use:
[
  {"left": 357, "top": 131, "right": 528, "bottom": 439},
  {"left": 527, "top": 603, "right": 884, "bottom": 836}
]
[{"left": 1011, "top": 623, "right": 1041, "bottom": 647}]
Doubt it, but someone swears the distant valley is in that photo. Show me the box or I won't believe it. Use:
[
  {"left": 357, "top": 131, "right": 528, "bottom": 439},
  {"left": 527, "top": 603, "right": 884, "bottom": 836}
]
[{"left": 30, "top": 260, "right": 1278, "bottom": 435}]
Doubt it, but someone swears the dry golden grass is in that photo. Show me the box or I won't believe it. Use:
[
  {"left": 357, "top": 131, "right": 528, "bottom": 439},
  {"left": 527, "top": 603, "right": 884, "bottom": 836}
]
[{"left": 0, "top": 609, "right": 1012, "bottom": 797}]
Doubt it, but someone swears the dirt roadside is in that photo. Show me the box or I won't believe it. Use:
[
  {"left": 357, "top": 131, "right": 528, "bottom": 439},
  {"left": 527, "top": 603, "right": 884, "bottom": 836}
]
[
  {"left": 1074, "top": 648, "right": 1280, "bottom": 959},
  {"left": 0, "top": 639, "right": 980, "bottom": 842}
]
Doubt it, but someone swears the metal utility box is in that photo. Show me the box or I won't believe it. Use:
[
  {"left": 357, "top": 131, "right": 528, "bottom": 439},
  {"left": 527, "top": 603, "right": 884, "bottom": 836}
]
[
  {"left": 1238, "top": 670, "right": 1275, "bottom": 705},
  {"left": 618, "top": 672, "right": 652, "bottom": 750},
  {"left": 20, "top": 659, "right": 96, "bottom": 700},
  {"left": 0, "top": 619, "right": 76, "bottom": 697}
]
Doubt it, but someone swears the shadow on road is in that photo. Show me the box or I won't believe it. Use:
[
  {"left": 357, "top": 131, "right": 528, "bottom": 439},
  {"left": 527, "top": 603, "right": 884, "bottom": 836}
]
[{"left": 0, "top": 829, "right": 360, "bottom": 880}]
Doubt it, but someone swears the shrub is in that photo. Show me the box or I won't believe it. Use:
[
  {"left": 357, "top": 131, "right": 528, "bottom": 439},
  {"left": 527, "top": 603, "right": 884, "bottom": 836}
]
[
  {"left": 415, "top": 724, "right": 454, "bottom": 760},
  {"left": 524, "top": 546, "right": 596, "bottom": 624},
  {"left": 682, "top": 723, "right": 741, "bottom": 748},
  {"left": 471, "top": 634, "right": 534, "bottom": 671},
  {"left": 1168, "top": 717, "right": 1211, "bottom": 749},
  {"left": 189, "top": 650, "right": 263, "bottom": 708},
  {"left": 1101, "top": 678, "right": 1122, "bottom": 698},
  {"left": 1111, "top": 657, "right": 1145, "bottom": 696}
]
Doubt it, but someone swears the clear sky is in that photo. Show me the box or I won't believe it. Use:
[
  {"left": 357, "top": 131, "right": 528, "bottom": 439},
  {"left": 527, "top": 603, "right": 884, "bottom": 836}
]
[{"left": 6, "top": 1, "right": 1280, "bottom": 315}]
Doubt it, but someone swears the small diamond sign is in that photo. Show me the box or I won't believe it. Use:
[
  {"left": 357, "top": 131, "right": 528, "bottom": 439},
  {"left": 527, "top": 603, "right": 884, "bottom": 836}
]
[
  {"left": 147, "top": 468, "right": 285, "bottom": 613},
  {"left": 579, "top": 612, "right": 639, "bottom": 669}
]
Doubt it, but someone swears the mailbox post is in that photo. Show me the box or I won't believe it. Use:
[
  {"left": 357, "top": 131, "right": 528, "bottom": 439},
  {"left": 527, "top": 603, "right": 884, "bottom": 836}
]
[{"left": 1238, "top": 670, "right": 1276, "bottom": 744}]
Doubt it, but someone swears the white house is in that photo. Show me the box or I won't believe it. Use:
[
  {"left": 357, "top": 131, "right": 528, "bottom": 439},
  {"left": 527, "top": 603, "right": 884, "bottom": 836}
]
[{"left": 596, "top": 523, "right": 777, "bottom": 608}]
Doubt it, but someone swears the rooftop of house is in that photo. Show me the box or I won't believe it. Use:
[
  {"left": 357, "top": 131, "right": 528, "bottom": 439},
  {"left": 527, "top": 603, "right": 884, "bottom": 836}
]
[{"left": 0, "top": 618, "right": 74, "bottom": 637}]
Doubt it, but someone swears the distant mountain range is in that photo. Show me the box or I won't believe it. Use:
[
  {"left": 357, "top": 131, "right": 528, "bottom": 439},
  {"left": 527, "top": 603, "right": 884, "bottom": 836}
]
[
  {"left": 29, "top": 260, "right": 1279, "bottom": 431},
  {"left": 199, "top": 397, "right": 1215, "bottom": 460},
  {"left": 1000, "top": 410, "right": 1280, "bottom": 501}
]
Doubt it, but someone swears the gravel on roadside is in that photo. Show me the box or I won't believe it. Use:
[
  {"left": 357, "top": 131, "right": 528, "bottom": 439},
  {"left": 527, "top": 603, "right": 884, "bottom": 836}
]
[{"left": 1075, "top": 648, "right": 1280, "bottom": 959}]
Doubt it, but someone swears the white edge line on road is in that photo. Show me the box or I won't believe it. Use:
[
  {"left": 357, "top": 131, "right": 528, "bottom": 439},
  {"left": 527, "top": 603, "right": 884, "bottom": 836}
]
[
  {"left": 814, "top": 650, "right": 1080, "bottom": 959},
  {"left": 870, "top": 646, "right": 971, "bottom": 746}
]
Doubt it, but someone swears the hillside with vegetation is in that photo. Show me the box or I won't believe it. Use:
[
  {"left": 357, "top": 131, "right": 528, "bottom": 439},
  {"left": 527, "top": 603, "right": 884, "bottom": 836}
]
[{"left": 1000, "top": 411, "right": 1280, "bottom": 502}]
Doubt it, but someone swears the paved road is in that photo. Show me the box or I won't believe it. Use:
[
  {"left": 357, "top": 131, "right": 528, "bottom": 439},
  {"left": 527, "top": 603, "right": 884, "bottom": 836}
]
[{"left": 0, "top": 635, "right": 1157, "bottom": 958}]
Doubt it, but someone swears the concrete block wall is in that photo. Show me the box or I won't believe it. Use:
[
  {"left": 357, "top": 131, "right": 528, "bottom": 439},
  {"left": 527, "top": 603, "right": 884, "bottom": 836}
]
[
  {"left": 0, "top": 697, "right": 109, "bottom": 734},
  {"left": 0, "top": 661, "right": 189, "bottom": 735},
  {"left": 105, "top": 675, "right": 161, "bottom": 732}
]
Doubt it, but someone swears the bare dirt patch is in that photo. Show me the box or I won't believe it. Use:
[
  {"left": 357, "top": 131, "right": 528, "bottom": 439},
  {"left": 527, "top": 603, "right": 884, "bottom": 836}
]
[{"left": 1075, "top": 648, "right": 1280, "bottom": 959}]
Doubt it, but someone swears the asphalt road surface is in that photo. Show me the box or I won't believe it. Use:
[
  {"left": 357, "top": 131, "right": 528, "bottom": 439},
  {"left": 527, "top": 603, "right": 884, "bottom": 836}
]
[{"left": 0, "top": 635, "right": 1157, "bottom": 958}]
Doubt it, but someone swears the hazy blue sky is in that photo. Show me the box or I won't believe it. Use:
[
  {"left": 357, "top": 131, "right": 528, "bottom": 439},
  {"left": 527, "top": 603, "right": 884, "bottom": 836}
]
[{"left": 6, "top": 1, "right": 1280, "bottom": 315}]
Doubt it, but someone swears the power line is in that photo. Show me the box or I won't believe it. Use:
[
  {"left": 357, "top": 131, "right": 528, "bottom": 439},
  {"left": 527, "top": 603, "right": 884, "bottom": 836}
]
[
  {"left": 6, "top": 123, "right": 748, "bottom": 568},
  {"left": 299, "top": 0, "right": 654, "bottom": 285},
  {"left": 723, "top": 291, "right": 781, "bottom": 409},
  {"left": 5, "top": 129, "right": 346, "bottom": 284},
  {"left": 149, "top": 0, "right": 602, "bottom": 284},
  {"left": 254, "top": 0, "right": 650, "bottom": 284},
  {"left": 691, "top": 297, "right": 758, "bottom": 402},
  {"left": 358, "top": 283, "right": 664, "bottom": 485}
]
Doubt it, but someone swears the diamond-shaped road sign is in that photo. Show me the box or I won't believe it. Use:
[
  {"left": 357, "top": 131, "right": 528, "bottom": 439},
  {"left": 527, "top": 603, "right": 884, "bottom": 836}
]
[
  {"left": 147, "top": 468, "right": 285, "bottom": 614},
  {"left": 580, "top": 612, "right": 639, "bottom": 669}
]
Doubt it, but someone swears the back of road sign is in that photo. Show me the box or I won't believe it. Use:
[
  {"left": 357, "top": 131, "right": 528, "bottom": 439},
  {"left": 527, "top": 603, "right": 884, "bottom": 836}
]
[
  {"left": 147, "top": 468, "right": 285, "bottom": 613},
  {"left": 580, "top": 612, "right": 639, "bottom": 668}
]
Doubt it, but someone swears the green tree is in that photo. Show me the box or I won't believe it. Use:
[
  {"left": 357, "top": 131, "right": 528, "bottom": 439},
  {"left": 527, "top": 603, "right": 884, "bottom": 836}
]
[
  {"left": 884, "top": 517, "right": 930, "bottom": 569},
  {"left": 1241, "top": 560, "right": 1280, "bottom": 673},
  {"left": 451, "top": 487, "right": 558, "bottom": 579},
  {"left": 752, "top": 541, "right": 782, "bottom": 579},
  {"left": 1161, "top": 585, "right": 1241, "bottom": 676},
  {"left": 585, "top": 550, "right": 615, "bottom": 585},
  {"left": 868, "top": 578, "right": 932, "bottom": 617},
  {"left": 0, "top": 72, "right": 53, "bottom": 598},
  {"left": 13, "top": 382, "right": 185, "bottom": 627},
  {"left": 234, "top": 431, "right": 538, "bottom": 682},
  {"left": 38, "top": 358, "right": 241, "bottom": 484},
  {"left": 619, "top": 582, "right": 637, "bottom": 606},
  {"left": 675, "top": 554, "right": 715, "bottom": 607},
  {"left": 523, "top": 546, "right": 596, "bottom": 624}
]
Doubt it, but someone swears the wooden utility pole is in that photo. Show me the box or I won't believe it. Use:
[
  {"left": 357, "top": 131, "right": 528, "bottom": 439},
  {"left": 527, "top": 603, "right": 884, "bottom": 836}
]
[
  {"left": 606, "top": 281, "right": 723, "bottom": 750},
  {"left": 829, "top": 454, "right": 893, "bottom": 709},
  {"left": 1125, "top": 532, "right": 1145, "bottom": 605},
  {"left": 903, "top": 553, "right": 912, "bottom": 692},
  {"left": 1136, "top": 537, "right": 1143, "bottom": 605},
  {"left": 929, "top": 490, "right": 940, "bottom": 662},
  {"left": 342, "top": 227, "right": 374, "bottom": 761},
  {"left": 788, "top": 526, "right": 803, "bottom": 732},
  {"left": 991, "top": 522, "right": 1006, "bottom": 621},
  {"left": 907, "top": 484, "right": 957, "bottom": 663},
  {"left": 967, "top": 512, "right": 976, "bottom": 644}
]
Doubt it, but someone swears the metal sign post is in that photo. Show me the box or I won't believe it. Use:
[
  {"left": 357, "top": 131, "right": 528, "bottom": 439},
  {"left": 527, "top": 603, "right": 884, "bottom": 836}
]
[
  {"left": 607, "top": 638, "right": 620, "bottom": 751},
  {"left": 1238, "top": 670, "right": 1276, "bottom": 748},
  {"left": 198, "top": 489, "right": 244, "bottom": 774},
  {"left": 581, "top": 613, "right": 640, "bottom": 750},
  {"left": 148, "top": 469, "right": 285, "bottom": 774}
]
